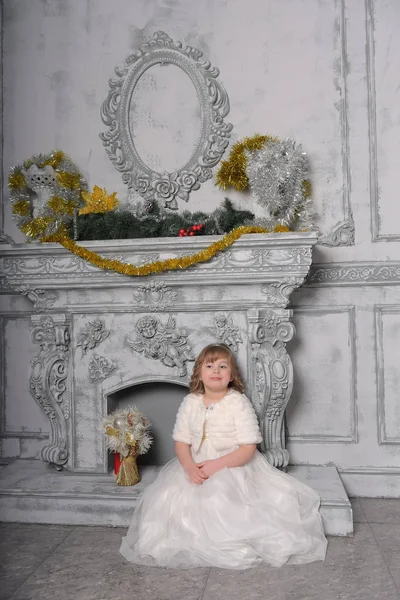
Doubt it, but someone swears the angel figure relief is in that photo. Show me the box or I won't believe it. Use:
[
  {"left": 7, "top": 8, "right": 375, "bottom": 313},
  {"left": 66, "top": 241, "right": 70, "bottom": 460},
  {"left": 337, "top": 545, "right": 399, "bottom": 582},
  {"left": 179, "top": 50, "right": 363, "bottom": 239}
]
[
  {"left": 127, "top": 315, "right": 194, "bottom": 376},
  {"left": 211, "top": 312, "right": 243, "bottom": 353}
]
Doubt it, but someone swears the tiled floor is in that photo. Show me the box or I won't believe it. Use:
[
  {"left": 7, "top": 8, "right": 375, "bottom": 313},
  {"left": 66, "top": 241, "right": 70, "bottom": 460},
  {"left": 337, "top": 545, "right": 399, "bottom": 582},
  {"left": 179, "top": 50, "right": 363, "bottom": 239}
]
[{"left": 0, "top": 499, "right": 399, "bottom": 600}]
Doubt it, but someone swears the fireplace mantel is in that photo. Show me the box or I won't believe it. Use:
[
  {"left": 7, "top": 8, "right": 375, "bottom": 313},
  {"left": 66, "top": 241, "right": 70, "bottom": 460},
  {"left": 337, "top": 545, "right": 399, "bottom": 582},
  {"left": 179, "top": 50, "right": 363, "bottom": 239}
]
[{"left": 1, "top": 232, "right": 318, "bottom": 473}]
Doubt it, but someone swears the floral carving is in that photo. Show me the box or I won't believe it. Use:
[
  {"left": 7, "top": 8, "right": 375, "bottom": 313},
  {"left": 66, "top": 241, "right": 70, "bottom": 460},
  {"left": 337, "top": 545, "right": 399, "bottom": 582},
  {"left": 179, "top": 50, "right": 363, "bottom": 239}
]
[
  {"left": 210, "top": 312, "right": 243, "bottom": 352},
  {"left": 77, "top": 319, "right": 110, "bottom": 355},
  {"left": 135, "top": 175, "right": 152, "bottom": 196},
  {"left": 127, "top": 315, "right": 194, "bottom": 376},
  {"left": 89, "top": 354, "right": 117, "bottom": 381},
  {"left": 153, "top": 173, "right": 180, "bottom": 209},
  {"left": 176, "top": 170, "right": 201, "bottom": 201}
]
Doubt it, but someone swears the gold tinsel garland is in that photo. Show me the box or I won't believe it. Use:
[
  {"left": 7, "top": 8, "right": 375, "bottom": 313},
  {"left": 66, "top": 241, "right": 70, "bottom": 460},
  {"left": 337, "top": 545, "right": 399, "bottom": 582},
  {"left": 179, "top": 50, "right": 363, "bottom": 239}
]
[
  {"left": 215, "top": 134, "right": 278, "bottom": 191},
  {"left": 8, "top": 150, "right": 294, "bottom": 277},
  {"left": 43, "top": 225, "right": 286, "bottom": 277}
]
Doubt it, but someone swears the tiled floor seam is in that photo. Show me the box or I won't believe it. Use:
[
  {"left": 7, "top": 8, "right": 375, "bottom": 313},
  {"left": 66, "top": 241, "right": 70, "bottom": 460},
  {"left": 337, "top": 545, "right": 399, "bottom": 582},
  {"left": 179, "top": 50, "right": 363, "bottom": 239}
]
[
  {"left": 199, "top": 567, "right": 212, "bottom": 600},
  {"left": 8, "top": 526, "right": 77, "bottom": 600},
  {"left": 364, "top": 521, "right": 400, "bottom": 598},
  {"left": 357, "top": 498, "right": 368, "bottom": 522}
]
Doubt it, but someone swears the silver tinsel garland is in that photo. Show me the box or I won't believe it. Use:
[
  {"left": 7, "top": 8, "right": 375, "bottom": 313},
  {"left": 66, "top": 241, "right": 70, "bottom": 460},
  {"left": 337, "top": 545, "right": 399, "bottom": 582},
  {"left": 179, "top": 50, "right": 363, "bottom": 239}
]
[{"left": 246, "top": 139, "right": 314, "bottom": 230}]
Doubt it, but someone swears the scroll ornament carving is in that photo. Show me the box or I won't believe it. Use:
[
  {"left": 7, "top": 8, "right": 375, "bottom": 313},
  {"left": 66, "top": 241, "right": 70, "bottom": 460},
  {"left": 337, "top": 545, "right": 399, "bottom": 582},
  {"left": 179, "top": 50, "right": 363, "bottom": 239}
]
[
  {"left": 77, "top": 319, "right": 110, "bottom": 355},
  {"left": 261, "top": 277, "right": 305, "bottom": 308},
  {"left": 248, "top": 310, "right": 295, "bottom": 469},
  {"left": 89, "top": 354, "right": 117, "bottom": 382},
  {"left": 210, "top": 312, "right": 243, "bottom": 352},
  {"left": 318, "top": 218, "right": 355, "bottom": 247},
  {"left": 29, "top": 315, "right": 70, "bottom": 468},
  {"left": 133, "top": 281, "right": 178, "bottom": 311},
  {"left": 13, "top": 286, "right": 57, "bottom": 310},
  {"left": 127, "top": 314, "right": 194, "bottom": 376},
  {"left": 100, "top": 30, "right": 232, "bottom": 210},
  {"left": 0, "top": 233, "right": 15, "bottom": 244},
  {"left": 307, "top": 263, "right": 400, "bottom": 286}
]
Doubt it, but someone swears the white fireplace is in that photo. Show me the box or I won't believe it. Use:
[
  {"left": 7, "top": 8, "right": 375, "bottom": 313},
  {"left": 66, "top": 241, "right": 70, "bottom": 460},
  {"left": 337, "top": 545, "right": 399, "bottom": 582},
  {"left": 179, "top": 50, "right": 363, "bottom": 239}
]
[
  {"left": 0, "top": 232, "right": 354, "bottom": 535},
  {"left": 3, "top": 231, "right": 316, "bottom": 472}
]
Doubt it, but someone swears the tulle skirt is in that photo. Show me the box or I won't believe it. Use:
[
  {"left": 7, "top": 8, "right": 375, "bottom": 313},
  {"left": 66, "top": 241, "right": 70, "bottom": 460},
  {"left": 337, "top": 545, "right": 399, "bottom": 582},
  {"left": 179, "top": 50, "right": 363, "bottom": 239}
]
[{"left": 120, "top": 441, "right": 327, "bottom": 569}]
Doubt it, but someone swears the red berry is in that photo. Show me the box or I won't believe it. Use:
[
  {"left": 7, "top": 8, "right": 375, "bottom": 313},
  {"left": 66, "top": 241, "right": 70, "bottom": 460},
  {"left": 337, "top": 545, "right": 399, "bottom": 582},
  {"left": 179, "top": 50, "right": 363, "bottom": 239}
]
[{"left": 190, "top": 232, "right": 195, "bottom": 236}]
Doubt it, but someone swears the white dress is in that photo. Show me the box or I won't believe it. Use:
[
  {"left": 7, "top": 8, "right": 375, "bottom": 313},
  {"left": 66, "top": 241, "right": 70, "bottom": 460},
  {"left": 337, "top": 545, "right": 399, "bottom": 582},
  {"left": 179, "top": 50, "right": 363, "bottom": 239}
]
[{"left": 120, "top": 393, "right": 327, "bottom": 570}]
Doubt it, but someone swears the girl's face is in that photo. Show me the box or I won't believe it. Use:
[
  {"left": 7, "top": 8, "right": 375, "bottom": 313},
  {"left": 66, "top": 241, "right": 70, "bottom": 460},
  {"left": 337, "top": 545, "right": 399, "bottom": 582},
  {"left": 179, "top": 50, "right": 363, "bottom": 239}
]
[{"left": 200, "top": 357, "right": 232, "bottom": 395}]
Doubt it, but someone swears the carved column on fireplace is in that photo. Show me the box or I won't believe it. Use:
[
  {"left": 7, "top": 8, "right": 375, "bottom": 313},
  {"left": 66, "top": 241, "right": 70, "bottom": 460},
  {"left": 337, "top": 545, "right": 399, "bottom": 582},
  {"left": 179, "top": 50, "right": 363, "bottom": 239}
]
[
  {"left": 247, "top": 308, "right": 295, "bottom": 469},
  {"left": 29, "top": 314, "right": 71, "bottom": 469}
]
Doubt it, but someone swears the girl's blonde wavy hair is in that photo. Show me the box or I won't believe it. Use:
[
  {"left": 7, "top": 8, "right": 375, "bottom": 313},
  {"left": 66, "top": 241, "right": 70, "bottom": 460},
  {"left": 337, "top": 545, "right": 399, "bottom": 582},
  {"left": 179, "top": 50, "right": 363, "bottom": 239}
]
[{"left": 189, "top": 343, "right": 245, "bottom": 394}]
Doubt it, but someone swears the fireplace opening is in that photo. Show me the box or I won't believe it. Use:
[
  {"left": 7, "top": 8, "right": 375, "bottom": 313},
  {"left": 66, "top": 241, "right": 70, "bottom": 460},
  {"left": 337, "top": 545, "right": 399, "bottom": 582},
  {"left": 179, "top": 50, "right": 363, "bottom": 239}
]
[{"left": 106, "top": 381, "right": 188, "bottom": 470}]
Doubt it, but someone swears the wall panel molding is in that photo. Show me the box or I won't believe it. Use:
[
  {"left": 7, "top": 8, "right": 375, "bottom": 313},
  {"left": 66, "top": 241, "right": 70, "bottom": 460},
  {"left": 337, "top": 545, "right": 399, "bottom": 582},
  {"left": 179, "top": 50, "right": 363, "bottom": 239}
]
[
  {"left": 288, "top": 305, "right": 358, "bottom": 443},
  {"left": 374, "top": 305, "right": 400, "bottom": 444},
  {"left": 366, "top": 0, "right": 400, "bottom": 242},
  {"left": 318, "top": 0, "right": 354, "bottom": 247},
  {"left": 0, "top": 317, "right": 4, "bottom": 435}
]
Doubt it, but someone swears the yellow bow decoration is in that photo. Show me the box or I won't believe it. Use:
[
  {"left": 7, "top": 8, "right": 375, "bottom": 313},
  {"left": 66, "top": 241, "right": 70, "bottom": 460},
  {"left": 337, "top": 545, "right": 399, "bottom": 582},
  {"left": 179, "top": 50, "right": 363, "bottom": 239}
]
[{"left": 79, "top": 185, "right": 120, "bottom": 215}]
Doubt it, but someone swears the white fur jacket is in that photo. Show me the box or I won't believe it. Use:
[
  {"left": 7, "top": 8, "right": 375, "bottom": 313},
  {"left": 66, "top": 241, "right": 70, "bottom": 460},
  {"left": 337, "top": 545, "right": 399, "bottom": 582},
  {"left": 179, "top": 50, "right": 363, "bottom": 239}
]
[{"left": 172, "top": 389, "right": 263, "bottom": 453}]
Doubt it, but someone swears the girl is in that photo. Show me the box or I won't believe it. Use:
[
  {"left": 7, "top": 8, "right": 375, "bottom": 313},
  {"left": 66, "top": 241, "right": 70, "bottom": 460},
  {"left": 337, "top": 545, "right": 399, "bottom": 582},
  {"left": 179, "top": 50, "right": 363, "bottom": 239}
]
[{"left": 120, "top": 343, "right": 327, "bottom": 569}]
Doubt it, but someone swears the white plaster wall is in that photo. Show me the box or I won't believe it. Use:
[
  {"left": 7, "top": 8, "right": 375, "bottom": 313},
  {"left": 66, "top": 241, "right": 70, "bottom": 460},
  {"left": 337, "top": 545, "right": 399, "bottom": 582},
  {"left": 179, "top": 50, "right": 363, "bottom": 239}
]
[{"left": 1, "top": 0, "right": 400, "bottom": 495}]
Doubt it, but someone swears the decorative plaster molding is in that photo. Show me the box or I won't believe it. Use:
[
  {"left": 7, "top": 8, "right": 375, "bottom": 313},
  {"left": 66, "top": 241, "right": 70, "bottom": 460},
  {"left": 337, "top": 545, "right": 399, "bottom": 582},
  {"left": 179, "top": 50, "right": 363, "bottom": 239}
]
[
  {"left": 365, "top": 0, "right": 381, "bottom": 241},
  {"left": 0, "top": 318, "right": 4, "bottom": 436},
  {"left": 319, "top": 0, "right": 354, "bottom": 246},
  {"left": 12, "top": 286, "right": 57, "bottom": 310},
  {"left": 77, "top": 319, "right": 110, "bottom": 356},
  {"left": 261, "top": 277, "right": 305, "bottom": 307},
  {"left": 127, "top": 314, "right": 194, "bottom": 377},
  {"left": 29, "top": 314, "right": 71, "bottom": 468},
  {"left": 0, "top": 233, "right": 317, "bottom": 288},
  {"left": 100, "top": 30, "right": 232, "bottom": 210},
  {"left": 0, "top": 276, "right": 14, "bottom": 294},
  {"left": 210, "top": 312, "right": 242, "bottom": 352},
  {"left": 374, "top": 305, "right": 400, "bottom": 445},
  {"left": 0, "top": 234, "right": 15, "bottom": 244},
  {"left": 247, "top": 308, "right": 295, "bottom": 469},
  {"left": 133, "top": 281, "right": 178, "bottom": 311},
  {"left": 289, "top": 305, "right": 358, "bottom": 443},
  {"left": 307, "top": 262, "right": 400, "bottom": 286},
  {"left": 365, "top": 0, "right": 400, "bottom": 242},
  {"left": 318, "top": 219, "right": 355, "bottom": 247},
  {"left": 89, "top": 354, "right": 117, "bottom": 382}
]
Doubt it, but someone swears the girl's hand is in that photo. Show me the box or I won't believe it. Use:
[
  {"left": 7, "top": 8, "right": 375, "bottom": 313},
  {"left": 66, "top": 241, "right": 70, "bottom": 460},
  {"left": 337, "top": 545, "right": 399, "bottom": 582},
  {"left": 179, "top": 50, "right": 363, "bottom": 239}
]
[
  {"left": 197, "top": 459, "right": 221, "bottom": 479},
  {"left": 185, "top": 463, "right": 208, "bottom": 485}
]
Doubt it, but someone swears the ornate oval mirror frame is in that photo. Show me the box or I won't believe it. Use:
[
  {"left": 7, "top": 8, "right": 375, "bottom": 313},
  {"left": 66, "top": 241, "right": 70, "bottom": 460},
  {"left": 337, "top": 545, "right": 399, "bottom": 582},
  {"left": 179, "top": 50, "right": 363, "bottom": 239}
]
[{"left": 100, "top": 31, "right": 233, "bottom": 210}]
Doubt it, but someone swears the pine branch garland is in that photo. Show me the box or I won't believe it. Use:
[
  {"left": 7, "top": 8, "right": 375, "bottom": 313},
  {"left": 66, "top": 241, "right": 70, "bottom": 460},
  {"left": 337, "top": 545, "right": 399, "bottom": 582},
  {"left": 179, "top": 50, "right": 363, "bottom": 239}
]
[{"left": 72, "top": 199, "right": 255, "bottom": 241}]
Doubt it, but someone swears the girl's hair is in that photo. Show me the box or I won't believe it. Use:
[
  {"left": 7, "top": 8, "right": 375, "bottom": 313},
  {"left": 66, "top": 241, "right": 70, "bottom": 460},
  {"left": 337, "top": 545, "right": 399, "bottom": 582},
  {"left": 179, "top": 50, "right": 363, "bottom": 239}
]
[{"left": 189, "top": 343, "right": 245, "bottom": 394}]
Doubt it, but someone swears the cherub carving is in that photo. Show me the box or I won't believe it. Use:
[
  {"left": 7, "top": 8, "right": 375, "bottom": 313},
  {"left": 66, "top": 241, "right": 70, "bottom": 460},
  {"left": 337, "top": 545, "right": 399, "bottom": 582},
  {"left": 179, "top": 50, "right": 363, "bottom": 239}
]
[
  {"left": 77, "top": 319, "right": 110, "bottom": 355},
  {"left": 127, "top": 315, "right": 194, "bottom": 376},
  {"left": 210, "top": 312, "right": 243, "bottom": 352}
]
